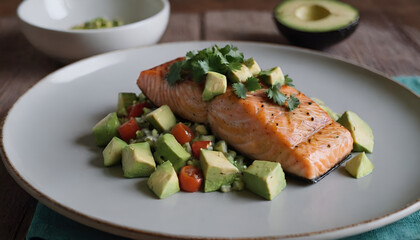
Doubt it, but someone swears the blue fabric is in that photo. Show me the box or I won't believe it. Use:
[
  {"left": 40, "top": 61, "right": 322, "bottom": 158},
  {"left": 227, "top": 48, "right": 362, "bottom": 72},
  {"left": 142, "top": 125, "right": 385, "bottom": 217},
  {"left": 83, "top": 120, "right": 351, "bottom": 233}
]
[
  {"left": 26, "top": 203, "right": 129, "bottom": 240},
  {"left": 393, "top": 76, "right": 420, "bottom": 95},
  {"left": 26, "top": 76, "right": 420, "bottom": 240}
]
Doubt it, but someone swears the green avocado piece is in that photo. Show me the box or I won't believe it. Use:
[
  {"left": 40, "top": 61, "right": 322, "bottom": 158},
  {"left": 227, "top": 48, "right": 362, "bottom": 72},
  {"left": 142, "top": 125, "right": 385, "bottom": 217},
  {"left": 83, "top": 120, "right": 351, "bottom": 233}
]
[
  {"left": 117, "top": 92, "right": 138, "bottom": 116},
  {"left": 273, "top": 0, "right": 359, "bottom": 49},
  {"left": 259, "top": 67, "right": 285, "bottom": 86},
  {"left": 345, "top": 152, "right": 374, "bottom": 178},
  {"left": 200, "top": 149, "right": 239, "bottom": 192},
  {"left": 147, "top": 161, "right": 180, "bottom": 199},
  {"left": 243, "top": 160, "right": 286, "bottom": 200},
  {"left": 121, "top": 142, "right": 156, "bottom": 178},
  {"left": 337, "top": 111, "right": 374, "bottom": 153},
  {"left": 228, "top": 64, "right": 253, "bottom": 83},
  {"left": 102, "top": 137, "right": 127, "bottom": 167},
  {"left": 92, "top": 112, "right": 121, "bottom": 147},
  {"left": 194, "top": 135, "right": 216, "bottom": 143},
  {"left": 202, "top": 71, "right": 227, "bottom": 101},
  {"left": 312, "top": 97, "right": 341, "bottom": 121},
  {"left": 244, "top": 58, "right": 261, "bottom": 76},
  {"left": 274, "top": 0, "right": 359, "bottom": 32},
  {"left": 214, "top": 140, "right": 228, "bottom": 154},
  {"left": 193, "top": 124, "right": 208, "bottom": 135},
  {"left": 146, "top": 105, "right": 177, "bottom": 132},
  {"left": 154, "top": 134, "right": 191, "bottom": 172}
]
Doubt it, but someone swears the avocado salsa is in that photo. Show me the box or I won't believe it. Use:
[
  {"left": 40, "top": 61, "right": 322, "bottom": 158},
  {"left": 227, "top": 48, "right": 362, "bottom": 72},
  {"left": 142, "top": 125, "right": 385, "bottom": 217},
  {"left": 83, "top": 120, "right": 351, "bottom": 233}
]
[
  {"left": 92, "top": 45, "right": 375, "bottom": 200},
  {"left": 71, "top": 17, "right": 123, "bottom": 30},
  {"left": 93, "top": 92, "right": 284, "bottom": 199}
]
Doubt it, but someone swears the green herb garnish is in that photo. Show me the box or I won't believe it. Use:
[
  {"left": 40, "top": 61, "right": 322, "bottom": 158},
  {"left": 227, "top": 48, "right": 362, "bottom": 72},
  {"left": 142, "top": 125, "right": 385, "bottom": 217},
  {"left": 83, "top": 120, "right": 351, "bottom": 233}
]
[
  {"left": 265, "top": 83, "right": 300, "bottom": 110},
  {"left": 232, "top": 83, "right": 248, "bottom": 99},
  {"left": 167, "top": 61, "right": 184, "bottom": 86},
  {"left": 167, "top": 45, "right": 244, "bottom": 86},
  {"left": 245, "top": 76, "right": 262, "bottom": 91},
  {"left": 286, "top": 94, "right": 300, "bottom": 111},
  {"left": 285, "top": 74, "right": 295, "bottom": 87},
  {"left": 265, "top": 83, "right": 287, "bottom": 105},
  {"left": 232, "top": 76, "right": 262, "bottom": 99},
  {"left": 167, "top": 44, "right": 300, "bottom": 111}
]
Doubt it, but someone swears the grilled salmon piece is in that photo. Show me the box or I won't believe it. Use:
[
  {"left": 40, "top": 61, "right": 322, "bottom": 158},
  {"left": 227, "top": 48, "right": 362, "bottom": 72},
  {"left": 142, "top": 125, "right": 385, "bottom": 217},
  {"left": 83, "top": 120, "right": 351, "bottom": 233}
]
[
  {"left": 137, "top": 57, "right": 208, "bottom": 123},
  {"left": 208, "top": 87, "right": 353, "bottom": 180},
  {"left": 137, "top": 58, "right": 353, "bottom": 181}
]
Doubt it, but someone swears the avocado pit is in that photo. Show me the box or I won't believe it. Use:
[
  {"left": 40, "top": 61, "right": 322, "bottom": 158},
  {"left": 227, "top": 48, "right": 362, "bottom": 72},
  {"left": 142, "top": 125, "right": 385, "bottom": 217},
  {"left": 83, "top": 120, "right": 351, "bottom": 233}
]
[{"left": 295, "top": 4, "right": 330, "bottom": 21}]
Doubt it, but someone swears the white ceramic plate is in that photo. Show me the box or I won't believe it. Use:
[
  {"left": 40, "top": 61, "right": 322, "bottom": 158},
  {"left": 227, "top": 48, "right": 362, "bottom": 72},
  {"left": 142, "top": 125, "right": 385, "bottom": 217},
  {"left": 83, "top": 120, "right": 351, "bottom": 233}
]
[{"left": 2, "top": 42, "right": 420, "bottom": 240}]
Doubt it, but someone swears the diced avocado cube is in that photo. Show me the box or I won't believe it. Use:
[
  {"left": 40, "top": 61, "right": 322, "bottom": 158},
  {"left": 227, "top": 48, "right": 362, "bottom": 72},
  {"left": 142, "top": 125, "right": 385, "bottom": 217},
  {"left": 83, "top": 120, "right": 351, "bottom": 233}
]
[
  {"left": 337, "top": 111, "right": 374, "bottom": 153},
  {"left": 154, "top": 134, "right": 191, "bottom": 172},
  {"left": 214, "top": 140, "right": 228, "bottom": 153},
  {"left": 146, "top": 105, "right": 177, "bottom": 132},
  {"left": 147, "top": 161, "right": 180, "bottom": 199},
  {"left": 243, "top": 160, "right": 286, "bottom": 200},
  {"left": 102, "top": 137, "right": 127, "bottom": 167},
  {"left": 312, "top": 97, "right": 341, "bottom": 121},
  {"left": 195, "top": 135, "right": 216, "bottom": 143},
  {"left": 224, "top": 150, "right": 237, "bottom": 163},
  {"left": 121, "top": 142, "right": 156, "bottom": 178},
  {"left": 117, "top": 93, "right": 138, "bottom": 116},
  {"left": 137, "top": 92, "right": 147, "bottom": 102},
  {"left": 92, "top": 112, "right": 121, "bottom": 147},
  {"left": 202, "top": 71, "right": 227, "bottom": 101},
  {"left": 200, "top": 149, "right": 239, "bottom": 192},
  {"left": 228, "top": 64, "right": 253, "bottom": 83},
  {"left": 244, "top": 58, "right": 261, "bottom": 76},
  {"left": 345, "top": 152, "right": 374, "bottom": 178},
  {"left": 194, "top": 124, "right": 208, "bottom": 135},
  {"left": 259, "top": 66, "right": 285, "bottom": 86}
]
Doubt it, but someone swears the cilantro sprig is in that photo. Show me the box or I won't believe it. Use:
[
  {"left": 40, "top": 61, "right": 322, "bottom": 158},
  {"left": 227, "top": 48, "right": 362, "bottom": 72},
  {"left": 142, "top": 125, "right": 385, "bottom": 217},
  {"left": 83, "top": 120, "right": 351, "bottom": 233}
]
[
  {"left": 265, "top": 83, "right": 300, "bottom": 111},
  {"left": 166, "top": 45, "right": 244, "bottom": 85},
  {"left": 265, "top": 83, "right": 287, "bottom": 105},
  {"left": 232, "top": 83, "right": 247, "bottom": 99},
  {"left": 286, "top": 94, "right": 300, "bottom": 111},
  {"left": 285, "top": 74, "right": 294, "bottom": 87},
  {"left": 232, "top": 76, "right": 262, "bottom": 99},
  {"left": 166, "top": 44, "right": 300, "bottom": 111}
]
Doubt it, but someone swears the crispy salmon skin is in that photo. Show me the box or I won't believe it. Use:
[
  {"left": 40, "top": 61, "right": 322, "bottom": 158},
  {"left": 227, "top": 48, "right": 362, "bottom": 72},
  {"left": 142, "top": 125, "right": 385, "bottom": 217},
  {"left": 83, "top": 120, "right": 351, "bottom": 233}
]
[{"left": 137, "top": 58, "right": 353, "bottom": 181}]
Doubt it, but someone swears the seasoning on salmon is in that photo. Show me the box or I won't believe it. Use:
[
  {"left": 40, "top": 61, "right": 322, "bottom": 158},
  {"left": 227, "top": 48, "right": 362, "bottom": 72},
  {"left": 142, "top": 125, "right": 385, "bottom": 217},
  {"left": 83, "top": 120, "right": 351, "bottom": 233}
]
[{"left": 137, "top": 58, "right": 353, "bottom": 182}]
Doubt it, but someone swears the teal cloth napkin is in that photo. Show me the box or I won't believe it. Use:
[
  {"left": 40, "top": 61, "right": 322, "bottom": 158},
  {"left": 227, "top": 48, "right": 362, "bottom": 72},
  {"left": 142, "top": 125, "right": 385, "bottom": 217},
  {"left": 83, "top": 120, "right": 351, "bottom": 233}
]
[{"left": 26, "top": 76, "right": 420, "bottom": 240}]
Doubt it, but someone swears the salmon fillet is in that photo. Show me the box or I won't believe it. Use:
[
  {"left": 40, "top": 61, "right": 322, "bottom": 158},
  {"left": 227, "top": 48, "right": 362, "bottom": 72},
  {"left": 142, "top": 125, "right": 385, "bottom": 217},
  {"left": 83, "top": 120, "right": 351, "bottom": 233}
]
[
  {"left": 137, "top": 58, "right": 353, "bottom": 181},
  {"left": 137, "top": 57, "right": 208, "bottom": 123}
]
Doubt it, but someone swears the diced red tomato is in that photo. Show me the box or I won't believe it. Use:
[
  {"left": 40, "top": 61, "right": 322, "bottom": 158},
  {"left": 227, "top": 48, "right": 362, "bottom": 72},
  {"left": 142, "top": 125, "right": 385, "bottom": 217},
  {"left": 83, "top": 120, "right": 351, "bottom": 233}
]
[
  {"left": 179, "top": 166, "right": 203, "bottom": 192},
  {"left": 171, "top": 123, "right": 194, "bottom": 145},
  {"left": 118, "top": 118, "right": 140, "bottom": 142},
  {"left": 191, "top": 141, "right": 211, "bottom": 159},
  {"left": 127, "top": 102, "right": 151, "bottom": 118}
]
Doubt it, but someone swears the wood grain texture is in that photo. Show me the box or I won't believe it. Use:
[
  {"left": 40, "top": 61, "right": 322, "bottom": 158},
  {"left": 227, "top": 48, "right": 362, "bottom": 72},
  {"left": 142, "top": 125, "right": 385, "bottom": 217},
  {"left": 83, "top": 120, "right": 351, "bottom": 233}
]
[
  {"left": 0, "top": 16, "right": 60, "bottom": 240},
  {"left": 0, "top": 0, "right": 419, "bottom": 238},
  {"left": 203, "top": 10, "right": 287, "bottom": 43},
  {"left": 160, "top": 13, "right": 201, "bottom": 42},
  {"left": 325, "top": 11, "right": 420, "bottom": 76}
]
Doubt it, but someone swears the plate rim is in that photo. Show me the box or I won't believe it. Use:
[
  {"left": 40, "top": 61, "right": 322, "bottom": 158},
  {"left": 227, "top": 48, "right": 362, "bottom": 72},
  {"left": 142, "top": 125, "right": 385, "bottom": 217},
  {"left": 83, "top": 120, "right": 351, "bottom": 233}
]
[{"left": 1, "top": 40, "right": 419, "bottom": 240}]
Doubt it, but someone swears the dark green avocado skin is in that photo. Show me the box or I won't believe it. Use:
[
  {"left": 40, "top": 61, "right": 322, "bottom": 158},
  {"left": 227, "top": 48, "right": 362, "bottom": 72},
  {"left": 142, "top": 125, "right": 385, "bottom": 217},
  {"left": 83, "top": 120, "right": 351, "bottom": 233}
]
[{"left": 273, "top": 15, "right": 359, "bottom": 49}]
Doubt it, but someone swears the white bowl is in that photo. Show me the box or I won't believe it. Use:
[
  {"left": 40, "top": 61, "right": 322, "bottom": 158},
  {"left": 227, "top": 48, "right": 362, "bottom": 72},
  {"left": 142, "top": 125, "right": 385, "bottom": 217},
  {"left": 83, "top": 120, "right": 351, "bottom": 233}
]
[{"left": 17, "top": 0, "right": 170, "bottom": 62}]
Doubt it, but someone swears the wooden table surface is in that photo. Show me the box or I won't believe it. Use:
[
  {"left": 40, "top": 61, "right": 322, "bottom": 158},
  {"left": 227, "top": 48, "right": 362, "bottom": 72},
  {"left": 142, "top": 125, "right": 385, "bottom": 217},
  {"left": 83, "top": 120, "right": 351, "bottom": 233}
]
[{"left": 0, "top": 0, "right": 419, "bottom": 239}]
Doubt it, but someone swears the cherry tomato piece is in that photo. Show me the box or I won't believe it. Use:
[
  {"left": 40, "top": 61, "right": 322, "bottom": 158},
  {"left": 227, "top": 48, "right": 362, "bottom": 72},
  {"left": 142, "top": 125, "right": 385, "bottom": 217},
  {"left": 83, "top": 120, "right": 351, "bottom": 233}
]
[
  {"left": 179, "top": 166, "right": 203, "bottom": 192},
  {"left": 171, "top": 123, "right": 194, "bottom": 145},
  {"left": 118, "top": 118, "right": 140, "bottom": 142},
  {"left": 127, "top": 102, "right": 151, "bottom": 118},
  {"left": 191, "top": 141, "right": 211, "bottom": 159}
]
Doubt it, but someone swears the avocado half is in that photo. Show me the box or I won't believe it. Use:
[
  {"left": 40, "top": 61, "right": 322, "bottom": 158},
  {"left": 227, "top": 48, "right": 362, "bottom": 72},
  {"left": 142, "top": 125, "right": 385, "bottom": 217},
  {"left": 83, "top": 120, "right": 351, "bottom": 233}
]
[{"left": 274, "top": 0, "right": 359, "bottom": 49}]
